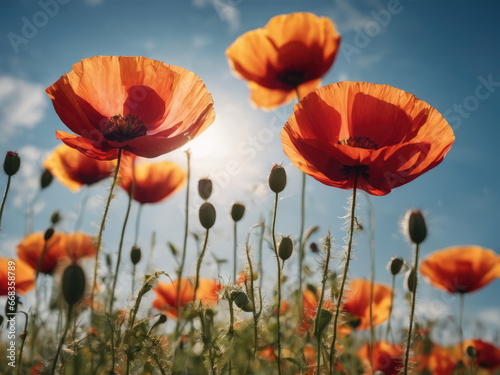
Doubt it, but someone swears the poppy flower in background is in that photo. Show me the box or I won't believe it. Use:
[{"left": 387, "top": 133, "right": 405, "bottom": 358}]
[
  {"left": 65, "top": 232, "right": 97, "bottom": 262},
  {"left": 342, "top": 278, "right": 392, "bottom": 330},
  {"left": 460, "top": 339, "right": 500, "bottom": 370},
  {"left": 420, "top": 246, "right": 500, "bottom": 294},
  {"left": 357, "top": 341, "right": 404, "bottom": 375},
  {"left": 46, "top": 56, "right": 215, "bottom": 161},
  {"left": 152, "top": 278, "right": 221, "bottom": 319},
  {"left": 226, "top": 12, "right": 340, "bottom": 109},
  {"left": 0, "top": 258, "right": 35, "bottom": 295},
  {"left": 44, "top": 144, "right": 115, "bottom": 191},
  {"left": 119, "top": 155, "right": 186, "bottom": 204},
  {"left": 17, "top": 232, "right": 65, "bottom": 274},
  {"left": 281, "top": 81, "right": 455, "bottom": 195},
  {"left": 419, "top": 345, "right": 457, "bottom": 375}
]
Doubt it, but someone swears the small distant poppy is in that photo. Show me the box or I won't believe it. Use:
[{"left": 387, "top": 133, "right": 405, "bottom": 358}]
[
  {"left": 281, "top": 81, "right": 455, "bottom": 195},
  {"left": 46, "top": 56, "right": 215, "bottom": 160},
  {"left": 0, "top": 258, "right": 35, "bottom": 295},
  {"left": 119, "top": 155, "right": 186, "bottom": 204},
  {"left": 420, "top": 246, "right": 500, "bottom": 294},
  {"left": 358, "top": 341, "right": 404, "bottom": 375},
  {"left": 227, "top": 12, "right": 340, "bottom": 109},
  {"left": 461, "top": 339, "right": 500, "bottom": 370},
  {"left": 343, "top": 278, "right": 392, "bottom": 330},
  {"left": 44, "top": 144, "right": 114, "bottom": 191}
]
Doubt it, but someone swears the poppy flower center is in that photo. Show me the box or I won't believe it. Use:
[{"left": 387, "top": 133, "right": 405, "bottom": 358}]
[
  {"left": 103, "top": 114, "right": 147, "bottom": 143},
  {"left": 338, "top": 136, "right": 379, "bottom": 150},
  {"left": 277, "top": 70, "right": 305, "bottom": 87}
]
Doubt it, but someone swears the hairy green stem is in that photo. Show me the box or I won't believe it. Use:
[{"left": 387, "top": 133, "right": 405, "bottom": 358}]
[
  {"left": 271, "top": 191, "right": 282, "bottom": 375},
  {"left": 51, "top": 305, "right": 73, "bottom": 375},
  {"left": 193, "top": 228, "right": 209, "bottom": 302},
  {"left": 403, "top": 242, "right": 420, "bottom": 375},
  {"left": 0, "top": 175, "right": 12, "bottom": 230}
]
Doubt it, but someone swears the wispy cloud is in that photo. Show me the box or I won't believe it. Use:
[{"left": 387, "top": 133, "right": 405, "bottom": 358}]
[
  {"left": 0, "top": 76, "right": 46, "bottom": 142},
  {"left": 192, "top": 0, "right": 241, "bottom": 31}
]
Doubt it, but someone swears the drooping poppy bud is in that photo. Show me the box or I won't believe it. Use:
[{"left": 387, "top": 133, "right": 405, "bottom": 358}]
[
  {"left": 268, "top": 164, "right": 287, "bottom": 193},
  {"left": 231, "top": 202, "right": 245, "bottom": 222},
  {"left": 130, "top": 245, "right": 142, "bottom": 265},
  {"left": 40, "top": 169, "right": 53, "bottom": 189},
  {"left": 405, "top": 210, "right": 427, "bottom": 244},
  {"left": 3, "top": 151, "right": 20, "bottom": 176},
  {"left": 62, "top": 264, "right": 86, "bottom": 306},
  {"left": 278, "top": 236, "right": 293, "bottom": 261},
  {"left": 199, "top": 202, "right": 216, "bottom": 230},
  {"left": 198, "top": 178, "right": 212, "bottom": 200},
  {"left": 232, "top": 291, "right": 253, "bottom": 312}
]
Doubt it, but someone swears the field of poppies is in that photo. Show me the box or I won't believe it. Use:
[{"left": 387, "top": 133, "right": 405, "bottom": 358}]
[{"left": 1, "top": 11, "right": 500, "bottom": 375}]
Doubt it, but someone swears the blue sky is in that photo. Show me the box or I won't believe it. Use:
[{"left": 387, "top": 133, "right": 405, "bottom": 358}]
[{"left": 1, "top": 0, "right": 499, "bottom": 343}]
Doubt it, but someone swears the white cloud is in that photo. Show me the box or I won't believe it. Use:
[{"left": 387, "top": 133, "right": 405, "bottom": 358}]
[
  {"left": 0, "top": 76, "right": 46, "bottom": 141},
  {"left": 191, "top": 0, "right": 241, "bottom": 31}
]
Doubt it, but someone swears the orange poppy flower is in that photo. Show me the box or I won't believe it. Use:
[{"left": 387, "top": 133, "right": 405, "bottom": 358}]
[
  {"left": 46, "top": 56, "right": 215, "bottom": 160},
  {"left": 226, "top": 12, "right": 340, "bottom": 109},
  {"left": 342, "top": 278, "right": 392, "bottom": 330},
  {"left": 420, "top": 246, "right": 500, "bottom": 294},
  {"left": 44, "top": 144, "right": 115, "bottom": 191},
  {"left": 421, "top": 345, "right": 457, "bottom": 375},
  {"left": 64, "top": 232, "right": 97, "bottom": 262},
  {"left": 17, "top": 232, "right": 65, "bottom": 274},
  {"left": 281, "top": 81, "right": 455, "bottom": 195},
  {"left": 152, "top": 278, "right": 221, "bottom": 319},
  {"left": 461, "top": 339, "right": 500, "bottom": 370},
  {"left": 358, "top": 341, "right": 404, "bottom": 375},
  {"left": 0, "top": 258, "right": 35, "bottom": 295},
  {"left": 119, "top": 155, "right": 186, "bottom": 204}
]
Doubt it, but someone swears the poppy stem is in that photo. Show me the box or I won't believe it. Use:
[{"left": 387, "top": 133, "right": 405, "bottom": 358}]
[
  {"left": 386, "top": 274, "right": 396, "bottom": 343},
  {"left": 0, "top": 174, "right": 12, "bottom": 230},
  {"left": 193, "top": 227, "right": 210, "bottom": 302},
  {"left": 90, "top": 148, "right": 122, "bottom": 328},
  {"left": 329, "top": 174, "right": 358, "bottom": 371},
  {"left": 175, "top": 149, "right": 191, "bottom": 339},
  {"left": 403, "top": 242, "right": 420, "bottom": 375},
  {"left": 458, "top": 293, "right": 465, "bottom": 367},
  {"left": 51, "top": 304, "right": 73, "bottom": 375},
  {"left": 364, "top": 193, "right": 376, "bottom": 372},
  {"left": 271, "top": 190, "right": 283, "bottom": 375},
  {"left": 16, "top": 311, "right": 29, "bottom": 375},
  {"left": 314, "top": 230, "right": 332, "bottom": 373},
  {"left": 233, "top": 219, "right": 238, "bottom": 282},
  {"left": 108, "top": 185, "right": 133, "bottom": 314}
]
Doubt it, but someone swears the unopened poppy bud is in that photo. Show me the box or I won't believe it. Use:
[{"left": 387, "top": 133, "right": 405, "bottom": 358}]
[
  {"left": 466, "top": 345, "right": 476, "bottom": 358},
  {"left": 3, "top": 151, "right": 20, "bottom": 176},
  {"left": 158, "top": 314, "right": 167, "bottom": 324},
  {"left": 44, "top": 227, "right": 54, "bottom": 241},
  {"left": 50, "top": 211, "right": 61, "bottom": 226},
  {"left": 314, "top": 308, "right": 333, "bottom": 337},
  {"left": 405, "top": 210, "right": 427, "bottom": 244},
  {"left": 404, "top": 268, "right": 417, "bottom": 293},
  {"left": 278, "top": 236, "right": 293, "bottom": 261},
  {"left": 40, "top": 169, "right": 53, "bottom": 189},
  {"left": 106, "top": 253, "right": 112, "bottom": 268},
  {"left": 388, "top": 257, "right": 405, "bottom": 275},
  {"left": 231, "top": 202, "right": 245, "bottom": 222},
  {"left": 198, "top": 178, "right": 212, "bottom": 200},
  {"left": 268, "top": 164, "right": 287, "bottom": 193},
  {"left": 130, "top": 245, "right": 142, "bottom": 265},
  {"left": 310, "top": 242, "right": 319, "bottom": 253},
  {"left": 231, "top": 291, "right": 253, "bottom": 312},
  {"left": 20, "top": 331, "right": 28, "bottom": 341},
  {"left": 199, "top": 202, "right": 216, "bottom": 229},
  {"left": 62, "top": 264, "right": 86, "bottom": 306}
]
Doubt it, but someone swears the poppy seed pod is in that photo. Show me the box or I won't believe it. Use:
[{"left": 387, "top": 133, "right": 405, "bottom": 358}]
[
  {"left": 199, "top": 202, "right": 216, "bottom": 230},
  {"left": 405, "top": 210, "right": 427, "bottom": 244},
  {"left": 198, "top": 178, "right": 212, "bottom": 200},
  {"left": 231, "top": 202, "right": 245, "bottom": 222},
  {"left": 3, "top": 151, "right": 20, "bottom": 176},
  {"left": 269, "top": 164, "right": 287, "bottom": 193},
  {"left": 62, "top": 264, "right": 86, "bottom": 306},
  {"left": 278, "top": 236, "right": 293, "bottom": 261},
  {"left": 44, "top": 227, "right": 55, "bottom": 241},
  {"left": 130, "top": 245, "right": 142, "bottom": 265},
  {"left": 40, "top": 169, "right": 53, "bottom": 189},
  {"left": 388, "top": 257, "right": 405, "bottom": 275}
]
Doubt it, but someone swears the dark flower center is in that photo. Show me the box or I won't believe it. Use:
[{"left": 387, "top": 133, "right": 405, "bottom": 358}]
[
  {"left": 338, "top": 136, "right": 379, "bottom": 150},
  {"left": 277, "top": 70, "right": 305, "bottom": 87},
  {"left": 103, "top": 114, "right": 147, "bottom": 143}
]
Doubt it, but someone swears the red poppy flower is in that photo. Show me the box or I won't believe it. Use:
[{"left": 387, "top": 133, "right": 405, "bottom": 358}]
[
  {"left": 226, "top": 12, "right": 340, "bottom": 109},
  {"left": 152, "top": 278, "right": 221, "bottom": 319},
  {"left": 119, "top": 155, "right": 186, "bottom": 204},
  {"left": 44, "top": 144, "right": 114, "bottom": 191},
  {"left": 17, "top": 232, "right": 65, "bottom": 274},
  {"left": 0, "top": 258, "right": 35, "bottom": 295},
  {"left": 281, "top": 81, "right": 455, "bottom": 195},
  {"left": 46, "top": 56, "right": 215, "bottom": 160},
  {"left": 358, "top": 341, "right": 404, "bottom": 375},
  {"left": 343, "top": 278, "right": 392, "bottom": 330},
  {"left": 461, "top": 339, "right": 500, "bottom": 370},
  {"left": 420, "top": 345, "right": 457, "bottom": 375},
  {"left": 64, "top": 232, "right": 97, "bottom": 262},
  {"left": 420, "top": 246, "right": 500, "bottom": 294}
]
